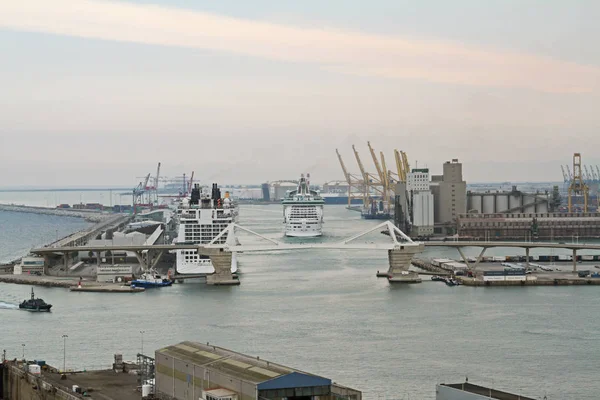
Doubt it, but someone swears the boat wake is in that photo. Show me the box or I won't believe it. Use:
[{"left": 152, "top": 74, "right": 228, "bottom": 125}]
[{"left": 0, "top": 301, "right": 18, "bottom": 310}]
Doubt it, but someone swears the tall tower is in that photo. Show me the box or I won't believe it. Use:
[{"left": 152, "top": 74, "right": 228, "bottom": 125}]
[{"left": 568, "top": 153, "right": 589, "bottom": 212}]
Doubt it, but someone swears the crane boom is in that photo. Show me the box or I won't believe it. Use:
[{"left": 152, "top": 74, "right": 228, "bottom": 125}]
[
  {"left": 188, "top": 171, "right": 195, "bottom": 193},
  {"left": 336, "top": 149, "right": 351, "bottom": 184},
  {"left": 597, "top": 166, "right": 600, "bottom": 182},
  {"left": 561, "top": 165, "right": 568, "bottom": 182},
  {"left": 394, "top": 149, "right": 405, "bottom": 182},
  {"left": 352, "top": 145, "right": 368, "bottom": 183},
  {"left": 143, "top": 173, "right": 151, "bottom": 190},
  {"left": 367, "top": 142, "right": 384, "bottom": 183},
  {"left": 590, "top": 166, "right": 598, "bottom": 181},
  {"left": 154, "top": 162, "right": 161, "bottom": 190},
  {"left": 401, "top": 151, "right": 410, "bottom": 175},
  {"left": 584, "top": 165, "right": 591, "bottom": 181}
]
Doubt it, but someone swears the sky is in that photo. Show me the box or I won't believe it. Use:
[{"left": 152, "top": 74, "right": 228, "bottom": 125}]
[{"left": 0, "top": 0, "right": 599, "bottom": 187}]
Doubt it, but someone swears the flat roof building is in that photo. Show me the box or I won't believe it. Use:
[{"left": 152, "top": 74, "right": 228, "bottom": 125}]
[
  {"left": 155, "top": 341, "right": 361, "bottom": 400},
  {"left": 436, "top": 383, "right": 537, "bottom": 400}
]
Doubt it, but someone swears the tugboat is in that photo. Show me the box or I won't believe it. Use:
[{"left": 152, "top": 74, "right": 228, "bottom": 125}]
[
  {"left": 130, "top": 270, "right": 173, "bottom": 288},
  {"left": 19, "top": 288, "right": 52, "bottom": 312}
]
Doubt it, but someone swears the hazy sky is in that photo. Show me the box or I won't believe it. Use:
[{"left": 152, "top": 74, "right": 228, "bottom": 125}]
[{"left": 1, "top": 0, "right": 599, "bottom": 187}]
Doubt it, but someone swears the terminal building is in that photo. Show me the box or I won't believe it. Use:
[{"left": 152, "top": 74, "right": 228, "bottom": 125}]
[{"left": 155, "top": 341, "right": 361, "bottom": 400}]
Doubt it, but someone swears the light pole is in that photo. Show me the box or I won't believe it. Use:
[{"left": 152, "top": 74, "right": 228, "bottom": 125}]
[
  {"left": 21, "top": 344, "right": 25, "bottom": 360},
  {"left": 62, "top": 335, "right": 68, "bottom": 374},
  {"left": 140, "top": 331, "right": 145, "bottom": 355}
]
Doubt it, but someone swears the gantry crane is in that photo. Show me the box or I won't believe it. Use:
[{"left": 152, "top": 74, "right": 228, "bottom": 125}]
[{"left": 568, "top": 153, "right": 589, "bottom": 212}]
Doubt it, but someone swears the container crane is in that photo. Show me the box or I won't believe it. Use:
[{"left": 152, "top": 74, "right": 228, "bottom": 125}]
[
  {"left": 568, "top": 153, "right": 589, "bottom": 212},
  {"left": 584, "top": 165, "right": 592, "bottom": 182}
]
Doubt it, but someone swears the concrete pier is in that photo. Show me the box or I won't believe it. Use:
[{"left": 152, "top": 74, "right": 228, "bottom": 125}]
[
  {"left": 200, "top": 248, "right": 240, "bottom": 286},
  {"left": 386, "top": 244, "right": 425, "bottom": 283}
]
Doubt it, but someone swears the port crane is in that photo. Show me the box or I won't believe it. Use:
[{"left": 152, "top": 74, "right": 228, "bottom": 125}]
[
  {"left": 335, "top": 149, "right": 364, "bottom": 207},
  {"left": 568, "top": 153, "right": 589, "bottom": 212}
]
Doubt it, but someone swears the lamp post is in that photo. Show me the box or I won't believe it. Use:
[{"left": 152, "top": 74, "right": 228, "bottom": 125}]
[
  {"left": 140, "top": 331, "right": 145, "bottom": 355},
  {"left": 21, "top": 344, "right": 25, "bottom": 360},
  {"left": 62, "top": 335, "right": 68, "bottom": 374}
]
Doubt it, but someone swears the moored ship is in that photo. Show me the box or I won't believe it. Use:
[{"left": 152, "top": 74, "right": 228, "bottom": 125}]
[
  {"left": 282, "top": 174, "right": 324, "bottom": 237},
  {"left": 174, "top": 183, "right": 239, "bottom": 275}
]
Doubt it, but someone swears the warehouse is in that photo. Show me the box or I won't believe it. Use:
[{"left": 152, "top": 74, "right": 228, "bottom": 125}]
[{"left": 155, "top": 341, "right": 361, "bottom": 400}]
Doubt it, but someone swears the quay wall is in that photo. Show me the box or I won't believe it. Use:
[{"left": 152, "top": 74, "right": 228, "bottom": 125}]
[
  {"left": 460, "top": 277, "right": 600, "bottom": 286},
  {"left": 1, "top": 363, "right": 80, "bottom": 400}
]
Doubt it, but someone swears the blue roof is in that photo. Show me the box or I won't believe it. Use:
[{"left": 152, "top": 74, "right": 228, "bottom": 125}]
[{"left": 257, "top": 372, "right": 332, "bottom": 390}]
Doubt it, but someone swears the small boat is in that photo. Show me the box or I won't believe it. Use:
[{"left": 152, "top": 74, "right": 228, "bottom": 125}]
[
  {"left": 130, "top": 271, "right": 173, "bottom": 288},
  {"left": 19, "top": 288, "right": 52, "bottom": 312},
  {"left": 431, "top": 275, "right": 446, "bottom": 282},
  {"left": 444, "top": 278, "right": 460, "bottom": 287}
]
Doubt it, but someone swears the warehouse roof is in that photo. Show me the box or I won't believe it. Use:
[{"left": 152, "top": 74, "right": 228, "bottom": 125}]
[
  {"left": 439, "top": 383, "right": 536, "bottom": 400},
  {"left": 257, "top": 372, "right": 331, "bottom": 390},
  {"left": 157, "top": 341, "right": 326, "bottom": 385}
]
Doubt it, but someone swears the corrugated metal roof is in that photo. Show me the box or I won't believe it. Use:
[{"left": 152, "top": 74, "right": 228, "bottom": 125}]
[
  {"left": 157, "top": 341, "right": 294, "bottom": 384},
  {"left": 257, "top": 372, "right": 331, "bottom": 390}
]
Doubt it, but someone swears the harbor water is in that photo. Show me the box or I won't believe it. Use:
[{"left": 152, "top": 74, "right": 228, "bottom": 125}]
[{"left": 0, "top": 200, "right": 599, "bottom": 399}]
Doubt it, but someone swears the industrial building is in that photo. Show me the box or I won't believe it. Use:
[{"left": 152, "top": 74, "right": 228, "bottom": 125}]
[
  {"left": 457, "top": 212, "right": 600, "bottom": 240},
  {"left": 467, "top": 186, "right": 550, "bottom": 214},
  {"left": 407, "top": 168, "right": 434, "bottom": 237},
  {"left": 431, "top": 159, "right": 467, "bottom": 231},
  {"left": 436, "top": 382, "right": 536, "bottom": 400},
  {"left": 96, "top": 265, "right": 133, "bottom": 283},
  {"left": 155, "top": 341, "right": 361, "bottom": 400}
]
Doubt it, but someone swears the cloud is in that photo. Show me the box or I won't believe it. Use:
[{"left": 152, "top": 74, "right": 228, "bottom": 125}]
[{"left": 1, "top": 0, "right": 599, "bottom": 94}]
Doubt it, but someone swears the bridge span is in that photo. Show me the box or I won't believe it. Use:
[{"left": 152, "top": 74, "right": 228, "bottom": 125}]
[
  {"left": 424, "top": 241, "right": 600, "bottom": 272},
  {"left": 30, "top": 222, "right": 599, "bottom": 284}
]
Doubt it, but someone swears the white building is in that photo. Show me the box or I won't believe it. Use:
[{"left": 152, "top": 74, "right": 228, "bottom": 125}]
[
  {"left": 412, "top": 192, "right": 434, "bottom": 236},
  {"left": 407, "top": 169, "right": 430, "bottom": 192},
  {"left": 14, "top": 256, "right": 45, "bottom": 275},
  {"left": 407, "top": 169, "right": 434, "bottom": 236}
]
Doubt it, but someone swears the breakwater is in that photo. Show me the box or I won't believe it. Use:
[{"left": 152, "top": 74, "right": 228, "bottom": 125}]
[{"left": 0, "top": 203, "right": 110, "bottom": 222}]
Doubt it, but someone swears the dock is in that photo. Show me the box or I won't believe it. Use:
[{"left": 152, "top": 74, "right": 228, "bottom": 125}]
[
  {"left": 459, "top": 274, "right": 600, "bottom": 286},
  {"left": 70, "top": 285, "right": 145, "bottom": 293}
]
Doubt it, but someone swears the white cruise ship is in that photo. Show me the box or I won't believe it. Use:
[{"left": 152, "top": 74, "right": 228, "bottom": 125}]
[
  {"left": 175, "top": 183, "right": 238, "bottom": 275},
  {"left": 282, "top": 174, "right": 324, "bottom": 237}
]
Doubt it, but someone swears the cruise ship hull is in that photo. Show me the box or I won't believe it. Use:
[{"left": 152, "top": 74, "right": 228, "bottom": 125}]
[
  {"left": 176, "top": 251, "right": 238, "bottom": 275},
  {"left": 285, "top": 230, "right": 323, "bottom": 237}
]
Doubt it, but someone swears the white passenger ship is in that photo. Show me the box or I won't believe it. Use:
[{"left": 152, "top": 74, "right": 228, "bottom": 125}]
[
  {"left": 282, "top": 174, "right": 324, "bottom": 237},
  {"left": 175, "top": 184, "right": 238, "bottom": 274}
]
